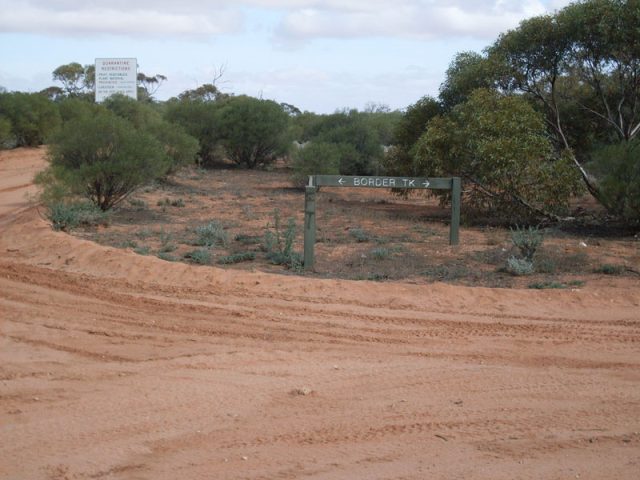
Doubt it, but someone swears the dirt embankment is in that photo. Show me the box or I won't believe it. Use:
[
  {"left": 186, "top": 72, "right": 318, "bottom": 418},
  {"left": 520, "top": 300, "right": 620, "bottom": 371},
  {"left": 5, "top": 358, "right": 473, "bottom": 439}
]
[{"left": 1, "top": 148, "right": 639, "bottom": 480}]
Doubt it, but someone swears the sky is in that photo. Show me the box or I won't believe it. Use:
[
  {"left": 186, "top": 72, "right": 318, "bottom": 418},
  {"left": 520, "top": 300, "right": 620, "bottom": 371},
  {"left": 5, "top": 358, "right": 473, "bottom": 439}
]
[{"left": 0, "top": 0, "right": 572, "bottom": 113}]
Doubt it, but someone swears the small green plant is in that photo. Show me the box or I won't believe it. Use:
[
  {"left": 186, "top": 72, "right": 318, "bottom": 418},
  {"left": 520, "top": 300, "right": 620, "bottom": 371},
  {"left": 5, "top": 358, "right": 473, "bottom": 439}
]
[
  {"left": 194, "top": 221, "right": 228, "bottom": 247},
  {"left": 528, "top": 280, "right": 566, "bottom": 289},
  {"left": 349, "top": 228, "right": 371, "bottom": 243},
  {"left": 157, "top": 252, "right": 177, "bottom": 262},
  {"left": 185, "top": 248, "right": 212, "bottom": 265},
  {"left": 594, "top": 264, "right": 625, "bottom": 275},
  {"left": 235, "top": 234, "right": 262, "bottom": 245},
  {"left": 370, "top": 247, "right": 391, "bottom": 260},
  {"left": 47, "top": 202, "right": 109, "bottom": 231},
  {"left": 157, "top": 197, "right": 185, "bottom": 208},
  {"left": 159, "top": 243, "right": 177, "bottom": 253},
  {"left": 128, "top": 198, "right": 147, "bottom": 210},
  {"left": 263, "top": 210, "right": 302, "bottom": 269},
  {"left": 136, "top": 228, "right": 153, "bottom": 240},
  {"left": 217, "top": 252, "right": 256, "bottom": 264},
  {"left": 528, "top": 280, "right": 585, "bottom": 289},
  {"left": 366, "top": 272, "right": 389, "bottom": 281},
  {"left": 510, "top": 225, "right": 543, "bottom": 261},
  {"left": 506, "top": 256, "right": 534, "bottom": 276},
  {"left": 134, "top": 245, "right": 151, "bottom": 255},
  {"left": 117, "top": 239, "right": 138, "bottom": 249}
]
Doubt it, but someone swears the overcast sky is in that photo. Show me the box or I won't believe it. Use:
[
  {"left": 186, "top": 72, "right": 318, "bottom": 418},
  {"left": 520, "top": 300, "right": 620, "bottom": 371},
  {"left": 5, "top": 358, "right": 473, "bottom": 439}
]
[{"left": 0, "top": 0, "right": 571, "bottom": 113}]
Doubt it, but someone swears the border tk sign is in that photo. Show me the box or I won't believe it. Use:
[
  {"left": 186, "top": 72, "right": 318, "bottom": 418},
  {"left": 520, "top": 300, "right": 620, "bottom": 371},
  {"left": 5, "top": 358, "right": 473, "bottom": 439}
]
[
  {"left": 303, "top": 175, "right": 461, "bottom": 270},
  {"left": 95, "top": 58, "right": 137, "bottom": 103}
]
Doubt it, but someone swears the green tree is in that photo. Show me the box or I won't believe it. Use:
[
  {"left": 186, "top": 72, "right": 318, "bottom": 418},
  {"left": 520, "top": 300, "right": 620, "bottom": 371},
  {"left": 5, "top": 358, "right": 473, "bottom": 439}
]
[
  {"left": 52, "top": 62, "right": 94, "bottom": 97},
  {"left": 414, "top": 89, "right": 583, "bottom": 219},
  {"left": 214, "top": 95, "right": 291, "bottom": 168},
  {"left": 587, "top": 140, "right": 640, "bottom": 223},
  {"left": 383, "top": 96, "right": 442, "bottom": 177},
  {"left": 290, "top": 141, "right": 342, "bottom": 188},
  {"left": 47, "top": 109, "right": 171, "bottom": 210},
  {"left": 164, "top": 98, "right": 224, "bottom": 166},
  {"left": 0, "top": 92, "right": 61, "bottom": 147},
  {"left": 137, "top": 72, "right": 167, "bottom": 102},
  {"left": 0, "top": 115, "right": 13, "bottom": 149},
  {"left": 490, "top": 0, "right": 640, "bottom": 206},
  {"left": 439, "top": 51, "right": 499, "bottom": 111},
  {"left": 103, "top": 94, "right": 199, "bottom": 171}
]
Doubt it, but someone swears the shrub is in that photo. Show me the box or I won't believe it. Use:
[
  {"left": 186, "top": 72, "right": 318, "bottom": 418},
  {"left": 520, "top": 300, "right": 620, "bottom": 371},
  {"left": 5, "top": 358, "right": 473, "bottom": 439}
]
[
  {"left": 594, "top": 264, "right": 625, "bottom": 275},
  {"left": 47, "top": 201, "right": 109, "bottom": 231},
  {"left": 104, "top": 94, "right": 199, "bottom": 172},
  {"left": 349, "top": 228, "right": 371, "bottom": 243},
  {"left": 164, "top": 98, "right": 224, "bottom": 166},
  {"left": 157, "top": 252, "right": 177, "bottom": 262},
  {"left": 506, "top": 256, "right": 534, "bottom": 276},
  {"left": 215, "top": 95, "right": 291, "bottom": 168},
  {"left": 414, "top": 89, "right": 583, "bottom": 219},
  {"left": 510, "top": 225, "right": 543, "bottom": 261},
  {"left": 0, "top": 91, "right": 61, "bottom": 147},
  {"left": 587, "top": 140, "right": 640, "bottom": 224},
  {"left": 370, "top": 247, "right": 391, "bottom": 260},
  {"left": 217, "top": 252, "right": 256, "bottom": 264},
  {"left": 185, "top": 248, "right": 211, "bottom": 265},
  {"left": 264, "top": 210, "right": 302, "bottom": 269},
  {"left": 0, "top": 116, "right": 13, "bottom": 149},
  {"left": 291, "top": 141, "right": 341, "bottom": 188},
  {"left": 194, "top": 221, "right": 228, "bottom": 247},
  {"left": 46, "top": 109, "right": 171, "bottom": 210}
]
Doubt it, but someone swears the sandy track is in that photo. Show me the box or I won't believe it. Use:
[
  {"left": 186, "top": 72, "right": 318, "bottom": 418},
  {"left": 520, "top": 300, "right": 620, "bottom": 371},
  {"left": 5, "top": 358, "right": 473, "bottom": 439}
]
[{"left": 1, "top": 149, "right": 639, "bottom": 479}]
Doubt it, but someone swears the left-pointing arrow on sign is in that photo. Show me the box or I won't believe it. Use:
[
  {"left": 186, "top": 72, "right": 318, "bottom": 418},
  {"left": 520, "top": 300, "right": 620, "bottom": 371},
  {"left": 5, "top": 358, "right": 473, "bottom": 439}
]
[{"left": 338, "top": 178, "right": 345, "bottom": 185}]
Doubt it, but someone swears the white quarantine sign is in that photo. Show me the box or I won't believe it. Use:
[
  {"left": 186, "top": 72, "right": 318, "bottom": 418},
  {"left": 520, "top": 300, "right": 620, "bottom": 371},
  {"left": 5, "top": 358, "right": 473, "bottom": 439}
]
[{"left": 95, "top": 58, "right": 137, "bottom": 102}]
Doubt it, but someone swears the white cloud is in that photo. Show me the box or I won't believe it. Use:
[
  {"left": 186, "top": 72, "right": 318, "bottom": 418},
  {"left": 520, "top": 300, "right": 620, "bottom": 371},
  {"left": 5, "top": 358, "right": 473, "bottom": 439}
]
[
  {"left": 276, "top": 0, "right": 553, "bottom": 42},
  {"left": 0, "top": 1, "right": 576, "bottom": 40},
  {"left": 0, "top": 1, "right": 243, "bottom": 37}
]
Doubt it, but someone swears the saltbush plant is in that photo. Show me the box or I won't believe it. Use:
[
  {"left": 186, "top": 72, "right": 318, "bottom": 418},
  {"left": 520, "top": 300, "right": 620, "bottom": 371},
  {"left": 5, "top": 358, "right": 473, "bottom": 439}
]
[
  {"left": 194, "top": 221, "right": 228, "bottom": 247},
  {"left": 264, "top": 210, "right": 302, "bottom": 269},
  {"left": 510, "top": 225, "right": 543, "bottom": 261}
]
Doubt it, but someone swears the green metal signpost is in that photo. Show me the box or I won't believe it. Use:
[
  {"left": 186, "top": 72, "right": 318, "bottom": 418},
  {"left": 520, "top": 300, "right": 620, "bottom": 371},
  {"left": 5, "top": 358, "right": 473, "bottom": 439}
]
[{"left": 303, "top": 175, "right": 461, "bottom": 271}]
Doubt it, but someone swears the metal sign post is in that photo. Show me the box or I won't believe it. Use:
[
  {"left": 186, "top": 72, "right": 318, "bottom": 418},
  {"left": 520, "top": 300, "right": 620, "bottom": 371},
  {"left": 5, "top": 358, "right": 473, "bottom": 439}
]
[{"left": 303, "top": 175, "right": 461, "bottom": 271}]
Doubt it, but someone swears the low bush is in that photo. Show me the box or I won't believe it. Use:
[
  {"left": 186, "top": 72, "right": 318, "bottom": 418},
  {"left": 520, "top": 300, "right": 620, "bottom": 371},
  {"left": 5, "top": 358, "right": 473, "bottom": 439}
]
[
  {"left": 185, "top": 248, "right": 211, "bottom": 265},
  {"left": 510, "top": 225, "right": 543, "bottom": 261},
  {"left": 47, "top": 202, "right": 109, "bottom": 231},
  {"left": 506, "top": 256, "right": 534, "bottom": 276},
  {"left": 217, "top": 252, "right": 256, "bottom": 264},
  {"left": 194, "top": 221, "right": 228, "bottom": 247},
  {"left": 264, "top": 210, "right": 302, "bottom": 269}
]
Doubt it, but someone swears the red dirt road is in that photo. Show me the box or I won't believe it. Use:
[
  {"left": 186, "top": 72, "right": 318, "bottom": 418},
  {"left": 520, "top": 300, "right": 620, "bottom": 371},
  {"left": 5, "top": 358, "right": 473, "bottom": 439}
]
[{"left": 1, "top": 148, "right": 639, "bottom": 480}]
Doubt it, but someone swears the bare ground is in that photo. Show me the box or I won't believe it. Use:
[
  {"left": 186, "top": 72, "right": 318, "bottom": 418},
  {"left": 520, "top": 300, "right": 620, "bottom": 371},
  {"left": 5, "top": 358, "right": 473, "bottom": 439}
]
[{"left": 1, "top": 147, "right": 639, "bottom": 480}]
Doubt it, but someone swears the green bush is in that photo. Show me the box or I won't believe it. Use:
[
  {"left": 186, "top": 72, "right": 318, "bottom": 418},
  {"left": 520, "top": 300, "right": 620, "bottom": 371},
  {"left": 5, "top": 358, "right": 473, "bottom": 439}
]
[
  {"left": 349, "top": 228, "right": 371, "bottom": 243},
  {"left": 217, "top": 252, "right": 256, "bottom": 264},
  {"left": 194, "top": 221, "right": 228, "bottom": 247},
  {"left": 0, "top": 91, "right": 61, "bottom": 147},
  {"left": 0, "top": 116, "right": 14, "bottom": 149},
  {"left": 291, "top": 141, "right": 341, "bottom": 187},
  {"left": 163, "top": 98, "right": 224, "bottom": 167},
  {"left": 47, "top": 202, "right": 109, "bottom": 231},
  {"left": 264, "top": 210, "right": 302, "bottom": 269},
  {"left": 185, "top": 248, "right": 211, "bottom": 265},
  {"left": 104, "top": 95, "right": 199, "bottom": 172},
  {"left": 587, "top": 140, "right": 640, "bottom": 224},
  {"left": 46, "top": 109, "right": 171, "bottom": 210},
  {"left": 510, "top": 225, "right": 543, "bottom": 261},
  {"left": 506, "top": 256, "right": 534, "bottom": 276},
  {"left": 215, "top": 95, "right": 291, "bottom": 168},
  {"left": 594, "top": 264, "right": 625, "bottom": 275}
]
